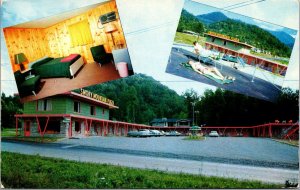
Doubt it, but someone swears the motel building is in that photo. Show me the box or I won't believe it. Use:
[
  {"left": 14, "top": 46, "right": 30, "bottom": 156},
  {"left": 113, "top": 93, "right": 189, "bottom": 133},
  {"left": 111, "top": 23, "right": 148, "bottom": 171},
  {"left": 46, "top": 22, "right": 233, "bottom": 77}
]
[
  {"left": 204, "top": 31, "right": 288, "bottom": 76},
  {"left": 15, "top": 88, "right": 299, "bottom": 139},
  {"left": 15, "top": 89, "right": 148, "bottom": 138}
]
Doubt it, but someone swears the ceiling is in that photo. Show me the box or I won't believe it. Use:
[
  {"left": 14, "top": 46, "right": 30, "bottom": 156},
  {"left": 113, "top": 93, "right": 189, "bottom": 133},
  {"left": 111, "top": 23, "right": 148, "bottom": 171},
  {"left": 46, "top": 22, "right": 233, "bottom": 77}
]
[{"left": 10, "top": 1, "right": 109, "bottom": 28}]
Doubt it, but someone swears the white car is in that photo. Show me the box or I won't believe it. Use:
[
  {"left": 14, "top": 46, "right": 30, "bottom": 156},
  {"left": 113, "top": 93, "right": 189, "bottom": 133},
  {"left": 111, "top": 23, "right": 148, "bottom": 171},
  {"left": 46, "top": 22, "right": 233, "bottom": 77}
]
[
  {"left": 150, "top": 130, "right": 162, "bottom": 137},
  {"left": 209, "top": 131, "right": 219, "bottom": 137}
]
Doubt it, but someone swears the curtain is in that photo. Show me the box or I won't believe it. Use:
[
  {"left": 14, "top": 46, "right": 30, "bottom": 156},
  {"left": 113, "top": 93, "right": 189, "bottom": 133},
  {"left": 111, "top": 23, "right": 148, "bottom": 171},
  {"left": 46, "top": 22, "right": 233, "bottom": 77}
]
[
  {"left": 37, "top": 99, "right": 52, "bottom": 111},
  {"left": 46, "top": 99, "right": 52, "bottom": 111},
  {"left": 68, "top": 20, "right": 93, "bottom": 47}
]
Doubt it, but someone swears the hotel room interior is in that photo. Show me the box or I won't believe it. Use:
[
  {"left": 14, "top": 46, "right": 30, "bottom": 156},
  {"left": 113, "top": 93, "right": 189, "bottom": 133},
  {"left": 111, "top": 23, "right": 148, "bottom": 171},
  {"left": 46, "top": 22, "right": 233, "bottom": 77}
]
[{"left": 3, "top": 0, "right": 133, "bottom": 103}]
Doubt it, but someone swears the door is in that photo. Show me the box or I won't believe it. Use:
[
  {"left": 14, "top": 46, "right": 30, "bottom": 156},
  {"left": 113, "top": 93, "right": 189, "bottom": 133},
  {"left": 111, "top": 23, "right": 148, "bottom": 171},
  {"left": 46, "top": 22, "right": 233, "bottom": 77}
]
[{"left": 24, "top": 120, "right": 31, "bottom": 137}]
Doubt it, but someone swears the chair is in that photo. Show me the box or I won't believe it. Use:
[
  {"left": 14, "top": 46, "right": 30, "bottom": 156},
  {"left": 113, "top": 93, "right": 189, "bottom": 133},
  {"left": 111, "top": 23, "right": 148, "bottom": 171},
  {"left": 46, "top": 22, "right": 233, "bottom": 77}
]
[
  {"left": 14, "top": 70, "right": 41, "bottom": 97},
  {"left": 90, "top": 45, "right": 113, "bottom": 66}
]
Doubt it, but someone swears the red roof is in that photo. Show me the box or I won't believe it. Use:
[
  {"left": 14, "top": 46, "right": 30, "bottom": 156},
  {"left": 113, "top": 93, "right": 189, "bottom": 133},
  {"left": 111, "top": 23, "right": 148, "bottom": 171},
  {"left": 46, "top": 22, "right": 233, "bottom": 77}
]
[{"left": 204, "top": 33, "right": 254, "bottom": 49}]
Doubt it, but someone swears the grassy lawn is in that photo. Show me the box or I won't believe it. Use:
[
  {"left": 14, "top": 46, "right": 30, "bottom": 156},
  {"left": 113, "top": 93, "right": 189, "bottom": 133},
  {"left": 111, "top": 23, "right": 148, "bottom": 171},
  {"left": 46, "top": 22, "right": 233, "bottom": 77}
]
[
  {"left": 183, "top": 135, "right": 205, "bottom": 140},
  {"left": 250, "top": 51, "right": 289, "bottom": 65},
  {"left": 174, "top": 32, "right": 206, "bottom": 46},
  {"left": 2, "top": 136, "right": 62, "bottom": 143},
  {"left": 1, "top": 151, "right": 281, "bottom": 189},
  {"left": 2, "top": 128, "right": 62, "bottom": 143},
  {"left": 273, "top": 139, "right": 299, "bottom": 147},
  {"left": 1, "top": 128, "right": 18, "bottom": 137}
]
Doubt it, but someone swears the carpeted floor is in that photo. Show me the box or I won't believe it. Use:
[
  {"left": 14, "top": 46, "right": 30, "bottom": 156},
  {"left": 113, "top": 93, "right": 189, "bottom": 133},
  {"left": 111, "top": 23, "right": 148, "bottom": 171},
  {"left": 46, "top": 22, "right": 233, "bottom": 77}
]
[{"left": 21, "top": 62, "right": 121, "bottom": 103}]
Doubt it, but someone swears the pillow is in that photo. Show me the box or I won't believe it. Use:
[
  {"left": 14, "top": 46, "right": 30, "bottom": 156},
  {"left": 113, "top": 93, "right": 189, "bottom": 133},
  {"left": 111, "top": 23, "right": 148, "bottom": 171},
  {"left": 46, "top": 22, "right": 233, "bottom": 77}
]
[
  {"left": 30, "top": 56, "right": 53, "bottom": 68},
  {"left": 61, "top": 54, "right": 80, "bottom": 62}
]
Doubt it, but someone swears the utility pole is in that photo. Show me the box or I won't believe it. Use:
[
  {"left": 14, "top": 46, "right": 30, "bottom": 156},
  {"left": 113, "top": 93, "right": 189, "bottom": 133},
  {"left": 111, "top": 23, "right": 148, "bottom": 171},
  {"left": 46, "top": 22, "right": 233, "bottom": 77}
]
[
  {"left": 191, "top": 102, "right": 196, "bottom": 125},
  {"left": 195, "top": 111, "right": 199, "bottom": 126}
]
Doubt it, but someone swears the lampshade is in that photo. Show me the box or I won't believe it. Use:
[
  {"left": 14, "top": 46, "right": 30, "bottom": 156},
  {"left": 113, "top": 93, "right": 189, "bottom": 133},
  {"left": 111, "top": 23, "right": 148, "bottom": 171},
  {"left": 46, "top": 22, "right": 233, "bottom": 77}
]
[
  {"left": 14, "top": 53, "right": 27, "bottom": 64},
  {"left": 104, "top": 23, "right": 117, "bottom": 33}
]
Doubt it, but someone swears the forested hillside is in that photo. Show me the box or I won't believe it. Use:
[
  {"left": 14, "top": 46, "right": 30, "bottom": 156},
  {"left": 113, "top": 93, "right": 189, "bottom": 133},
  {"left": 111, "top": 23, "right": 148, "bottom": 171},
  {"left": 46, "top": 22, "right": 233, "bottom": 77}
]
[
  {"left": 177, "top": 10, "right": 204, "bottom": 34},
  {"left": 208, "top": 19, "right": 292, "bottom": 57},
  {"left": 83, "top": 74, "right": 188, "bottom": 124},
  {"left": 177, "top": 9, "right": 292, "bottom": 58},
  {"left": 1, "top": 75, "right": 298, "bottom": 128}
]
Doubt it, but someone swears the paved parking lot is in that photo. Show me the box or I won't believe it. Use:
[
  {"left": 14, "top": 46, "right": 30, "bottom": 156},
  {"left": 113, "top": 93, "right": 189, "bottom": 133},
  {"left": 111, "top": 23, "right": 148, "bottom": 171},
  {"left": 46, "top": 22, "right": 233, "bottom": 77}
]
[{"left": 59, "top": 136, "right": 298, "bottom": 169}]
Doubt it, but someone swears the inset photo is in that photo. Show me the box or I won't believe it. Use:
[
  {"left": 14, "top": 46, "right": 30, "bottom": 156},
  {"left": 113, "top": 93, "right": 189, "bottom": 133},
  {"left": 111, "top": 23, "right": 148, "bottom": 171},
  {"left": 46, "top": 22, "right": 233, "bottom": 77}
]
[
  {"left": 166, "top": 1, "right": 297, "bottom": 102},
  {"left": 3, "top": 0, "right": 133, "bottom": 103}
]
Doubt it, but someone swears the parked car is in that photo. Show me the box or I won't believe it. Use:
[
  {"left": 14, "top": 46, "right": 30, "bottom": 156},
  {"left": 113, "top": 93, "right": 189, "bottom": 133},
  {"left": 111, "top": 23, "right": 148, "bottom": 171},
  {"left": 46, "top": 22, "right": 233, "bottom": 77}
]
[
  {"left": 165, "top": 131, "right": 182, "bottom": 136},
  {"left": 159, "top": 130, "right": 166, "bottom": 136},
  {"left": 150, "top": 130, "right": 162, "bottom": 137},
  {"left": 127, "top": 129, "right": 151, "bottom": 137},
  {"left": 209, "top": 131, "right": 219, "bottom": 137},
  {"left": 222, "top": 54, "right": 238, "bottom": 63}
]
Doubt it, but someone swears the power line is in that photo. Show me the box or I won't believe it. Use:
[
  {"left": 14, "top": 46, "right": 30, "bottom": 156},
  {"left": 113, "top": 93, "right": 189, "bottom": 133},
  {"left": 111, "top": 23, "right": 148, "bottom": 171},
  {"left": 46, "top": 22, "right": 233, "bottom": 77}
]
[
  {"left": 221, "top": 0, "right": 257, "bottom": 10},
  {"left": 226, "top": 0, "right": 266, "bottom": 10}
]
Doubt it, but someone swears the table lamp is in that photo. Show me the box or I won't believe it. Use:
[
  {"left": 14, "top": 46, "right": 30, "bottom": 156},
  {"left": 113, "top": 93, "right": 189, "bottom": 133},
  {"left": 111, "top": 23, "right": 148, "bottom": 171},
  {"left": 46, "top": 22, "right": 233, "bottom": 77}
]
[
  {"left": 104, "top": 23, "right": 118, "bottom": 47},
  {"left": 15, "top": 53, "right": 27, "bottom": 71}
]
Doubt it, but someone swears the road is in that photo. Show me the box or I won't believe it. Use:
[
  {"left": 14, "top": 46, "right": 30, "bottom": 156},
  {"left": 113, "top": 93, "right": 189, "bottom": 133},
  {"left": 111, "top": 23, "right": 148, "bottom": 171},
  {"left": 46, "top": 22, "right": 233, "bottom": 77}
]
[{"left": 1, "top": 137, "right": 298, "bottom": 184}]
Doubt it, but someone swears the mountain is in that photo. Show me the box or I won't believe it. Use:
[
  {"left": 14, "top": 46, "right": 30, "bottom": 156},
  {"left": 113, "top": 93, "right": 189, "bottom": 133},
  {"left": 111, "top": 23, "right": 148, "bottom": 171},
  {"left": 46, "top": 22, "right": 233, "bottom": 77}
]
[
  {"left": 196, "top": 12, "right": 228, "bottom": 25},
  {"left": 196, "top": 11, "right": 296, "bottom": 50},
  {"left": 81, "top": 74, "right": 188, "bottom": 124},
  {"left": 177, "top": 9, "right": 204, "bottom": 34},
  {"left": 207, "top": 19, "right": 292, "bottom": 57},
  {"left": 268, "top": 30, "right": 295, "bottom": 49}
]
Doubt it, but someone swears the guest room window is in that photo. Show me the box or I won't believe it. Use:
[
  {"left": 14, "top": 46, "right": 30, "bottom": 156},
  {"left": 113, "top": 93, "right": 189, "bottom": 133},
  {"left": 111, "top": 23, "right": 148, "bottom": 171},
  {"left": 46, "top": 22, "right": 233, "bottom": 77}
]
[
  {"left": 68, "top": 20, "right": 93, "bottom": 47},
  {"left": 90, "top": 105, "right": 96, "bottom": 116},
  {"left": 74, "top": 101, "right": 81, "bottom": 113},
  {"left": 37, "top": 99, "right": 52, "bottom": 111}
]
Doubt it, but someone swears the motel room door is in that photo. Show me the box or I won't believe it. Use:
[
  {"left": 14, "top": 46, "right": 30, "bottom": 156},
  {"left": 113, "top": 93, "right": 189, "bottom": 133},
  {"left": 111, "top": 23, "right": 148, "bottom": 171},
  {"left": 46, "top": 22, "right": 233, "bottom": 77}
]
[{"left": 24, "top": 120, "right": 31, "bottom": 137}]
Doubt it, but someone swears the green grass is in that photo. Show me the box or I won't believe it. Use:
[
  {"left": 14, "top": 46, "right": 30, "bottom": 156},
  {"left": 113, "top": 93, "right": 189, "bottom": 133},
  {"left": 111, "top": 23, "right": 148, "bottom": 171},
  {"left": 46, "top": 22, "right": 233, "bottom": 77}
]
[
  {"left": 1, "top": 151, "right": 281, "bottom": 189},
  {"left": 1, "top": 128, "right": 18, "bottom": 137},
  {"left": 174, "top": 32, "right": 206, "bottom": 46},
  {"left": 2, "top": 136, "right": 62, "bottom": 143},
  {"left": 183, "top": 135, "right": 205, "bottom": 141},
  {"left": 250, "top": 51, "right": 289, "bottom": 65},
  {"left": 273, "top": 139, "right": 299, "bottom": 147},
  {"left": 1, "top": 128, "right": 62, "bottom": 143}
]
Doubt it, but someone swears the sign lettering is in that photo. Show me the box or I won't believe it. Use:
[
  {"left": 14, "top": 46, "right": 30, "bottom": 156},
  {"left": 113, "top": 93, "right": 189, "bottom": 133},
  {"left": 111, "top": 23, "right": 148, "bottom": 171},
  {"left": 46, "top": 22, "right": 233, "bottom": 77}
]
[
  {"left": 208, "top": 31, "right": 239, "bottom": 42},
  {"left": 80, "top": 89, "right": 114, "bottom": 106}
]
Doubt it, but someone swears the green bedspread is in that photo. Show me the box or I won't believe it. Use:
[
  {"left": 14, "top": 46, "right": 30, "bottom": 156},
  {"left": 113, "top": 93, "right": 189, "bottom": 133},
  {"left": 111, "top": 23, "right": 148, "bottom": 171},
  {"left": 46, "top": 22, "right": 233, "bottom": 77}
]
[
  {"left": 180, "top": 62, "right": 233, "bottom": 85},
  {"left": 32, "top": 57, "right": 74, "bottom": 78}
]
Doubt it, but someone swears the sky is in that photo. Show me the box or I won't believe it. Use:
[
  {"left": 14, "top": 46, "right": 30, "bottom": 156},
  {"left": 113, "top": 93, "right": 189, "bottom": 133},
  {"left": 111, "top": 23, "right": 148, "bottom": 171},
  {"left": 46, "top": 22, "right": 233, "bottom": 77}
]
[
  {"left": 1, "top": 0, "right": 299, "bottom": 98},
  {"left": 185, "top": 1, "right": 297, "bottom": 35}
]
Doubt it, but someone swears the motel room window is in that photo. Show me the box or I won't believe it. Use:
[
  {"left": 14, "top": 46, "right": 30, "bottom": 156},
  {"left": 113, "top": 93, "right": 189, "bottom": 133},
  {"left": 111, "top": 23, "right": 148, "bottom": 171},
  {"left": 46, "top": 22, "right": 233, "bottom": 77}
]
[
  {"left": 37, "top": 99, "right": 52, "bottom": 111},
  {"left": 74, "top": 101, "right": 81, "bottom": 113},
  {"left": 68, "top": 20, "right": 93, "bottom": 47},
  {"left": 90, "top": 105, "right": 96, "bottom": 116}
]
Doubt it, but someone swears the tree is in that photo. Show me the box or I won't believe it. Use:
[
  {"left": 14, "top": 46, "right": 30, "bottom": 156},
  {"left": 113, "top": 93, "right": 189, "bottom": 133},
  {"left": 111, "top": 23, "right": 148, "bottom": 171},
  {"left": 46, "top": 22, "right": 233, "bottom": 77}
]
[{"left": 1, "top": 93, "right": 23, "bottom": 129}]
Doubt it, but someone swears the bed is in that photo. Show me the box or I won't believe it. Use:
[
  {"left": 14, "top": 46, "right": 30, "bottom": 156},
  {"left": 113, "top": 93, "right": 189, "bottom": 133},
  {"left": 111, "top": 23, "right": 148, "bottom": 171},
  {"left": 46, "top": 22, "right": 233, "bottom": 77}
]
[{"left": 30, "top": 54, "right": 84, "bottom": 79}]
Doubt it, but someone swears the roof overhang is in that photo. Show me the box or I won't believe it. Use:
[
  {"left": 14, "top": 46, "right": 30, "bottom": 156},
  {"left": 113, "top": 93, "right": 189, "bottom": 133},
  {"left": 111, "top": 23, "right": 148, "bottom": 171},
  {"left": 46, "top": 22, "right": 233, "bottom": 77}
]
[{"left": 204, "top": 33, "right": 254, "bottom": 49}]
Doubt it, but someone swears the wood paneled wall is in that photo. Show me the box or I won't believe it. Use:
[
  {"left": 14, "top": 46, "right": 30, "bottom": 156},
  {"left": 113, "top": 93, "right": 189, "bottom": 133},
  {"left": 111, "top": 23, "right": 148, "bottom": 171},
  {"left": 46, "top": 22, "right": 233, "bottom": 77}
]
[
  {"left": 4, "top": 0, "right": 127, "bottom": 72},
  {"left": 3, "top": 28, "right": 50, "bottom": 71}
]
